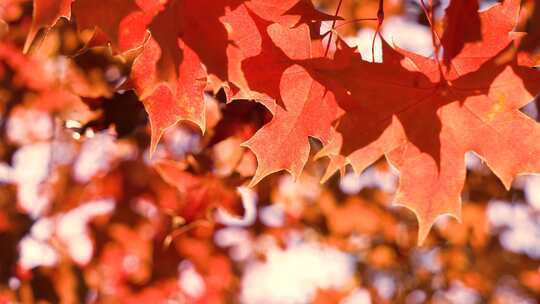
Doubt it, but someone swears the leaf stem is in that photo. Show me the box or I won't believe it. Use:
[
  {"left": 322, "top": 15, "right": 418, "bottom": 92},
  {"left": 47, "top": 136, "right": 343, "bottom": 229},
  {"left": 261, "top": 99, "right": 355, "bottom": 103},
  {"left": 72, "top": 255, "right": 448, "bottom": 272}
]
[
  {"left": 371, "top": 0, "right": 384, "bottom": 62},
  {"left": 324, "top": 0, "right": 344, "bottom": 57},
  {"left": 332, "top": 18, "right": 378, "bottom": 30},
  {"left": 419, "top": 0, "right": 445, "bottom": 79}
]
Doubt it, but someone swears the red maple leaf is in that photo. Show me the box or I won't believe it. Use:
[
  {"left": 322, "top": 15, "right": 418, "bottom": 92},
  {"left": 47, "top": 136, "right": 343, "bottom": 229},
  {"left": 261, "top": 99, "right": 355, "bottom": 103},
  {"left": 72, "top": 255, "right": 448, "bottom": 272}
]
[
  {"left": 312, "top": 0, "right": 540, "bottom": 244},
  {"left": 240, "top": 17, "right": 344, "bottom": 185},
  {"left": 71, "top": 0, "right": 155, "bottom": 53},
  {"left": 440, "top": 0, "right": 482, "bottom": 65}
]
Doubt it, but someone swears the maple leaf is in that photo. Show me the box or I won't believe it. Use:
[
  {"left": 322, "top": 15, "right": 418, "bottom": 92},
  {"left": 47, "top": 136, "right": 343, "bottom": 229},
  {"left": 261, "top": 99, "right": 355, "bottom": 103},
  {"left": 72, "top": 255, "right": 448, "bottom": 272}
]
[
  {"left": 314, "top": 0, "right": 540, "bottom": 244},
  {"left": 71, "top": 0, "right": 154, "bottom": 53},
  {"left": 440, "top": 0, "right": 481, "bottom": 65},
  {"left": 129, "top": 0, "right": 245, "bottom": 155},
  {"left": 240, "top": 16, "right": 344, "bottom": 185}
]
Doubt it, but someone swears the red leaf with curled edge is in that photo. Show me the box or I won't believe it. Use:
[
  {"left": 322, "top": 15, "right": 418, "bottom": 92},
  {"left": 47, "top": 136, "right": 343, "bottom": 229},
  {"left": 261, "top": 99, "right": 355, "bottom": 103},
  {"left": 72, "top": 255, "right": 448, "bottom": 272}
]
[
  {"left": 24, "top": 0, "right": 71, "bottom": 52},
  {"left": 310, "top": 0, "right": 540, "bottom": 244},
  {"left": 132, "top": 37, "right": 207, "bottom": 155},
  {"left": 212, "top": 3, "right": 337, "bottom": 184},
  {"left": 239, "top": 17, "right": 344, "bottom": 185},
  {"left": 440, "top": 0, "right": 481, "bottom": 66},
  {"left": 71, "top": 0, "right": 157, "bottom": 53},
  {"left": 128, "top": 0, "right": 244, "bottom": 155},
  {"left": 26, "top": 0, "right": 158, "bottom": 54}
]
